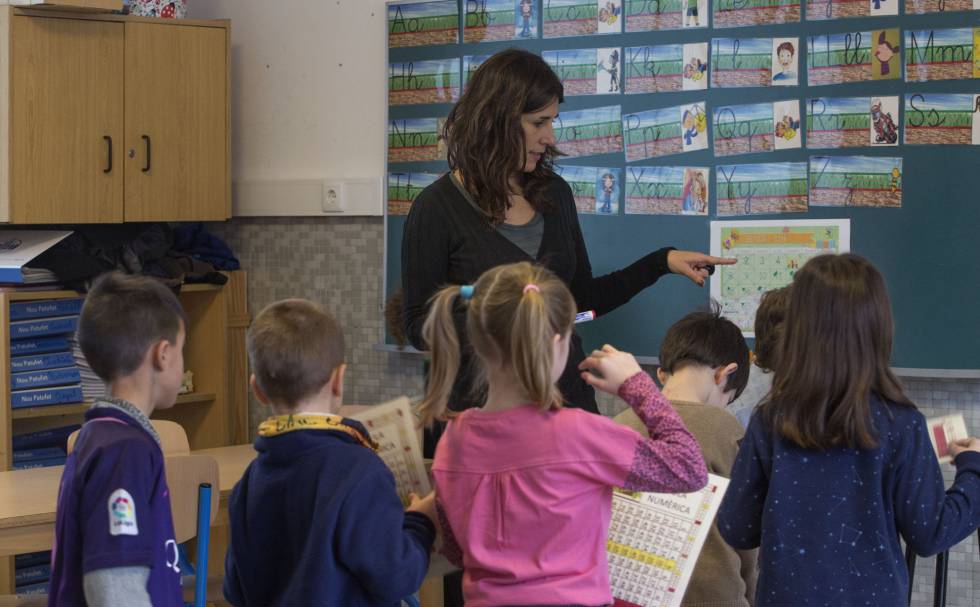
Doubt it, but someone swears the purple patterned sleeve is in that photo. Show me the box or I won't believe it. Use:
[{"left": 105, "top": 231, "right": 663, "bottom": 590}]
[
  {"left": 618, "top": 372, "right": 708, "bottom": 493},
  {"left": 436, "top": 499, "right": 464, "bottom": 567}
]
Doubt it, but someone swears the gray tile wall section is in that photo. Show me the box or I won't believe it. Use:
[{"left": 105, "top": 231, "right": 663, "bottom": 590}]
[{"left": 213, "top": 216, "right": 979, "bottom": 606}]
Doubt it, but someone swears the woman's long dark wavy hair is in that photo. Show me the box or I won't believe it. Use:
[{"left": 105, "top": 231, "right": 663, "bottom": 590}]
[{"left": 443, "top": 48, "right": 564, "bottom": 224}]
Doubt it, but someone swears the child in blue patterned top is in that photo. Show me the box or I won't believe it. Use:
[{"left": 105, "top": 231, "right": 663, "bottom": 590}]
[{"left": 718, "top": 253, "right": 980, "bottom": 606}]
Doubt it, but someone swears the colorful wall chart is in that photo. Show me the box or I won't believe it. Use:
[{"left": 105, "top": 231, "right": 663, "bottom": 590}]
[{"left": 710, "top": 220, "right": 851, "bottom": 335}]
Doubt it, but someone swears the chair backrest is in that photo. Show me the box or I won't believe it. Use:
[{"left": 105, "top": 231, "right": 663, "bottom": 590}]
[
  {"left": 67, "top": 419, "right": 190, "bottom": 455},
  {"left": 165, "top": 454, "right": 220, "bottom": 543}
]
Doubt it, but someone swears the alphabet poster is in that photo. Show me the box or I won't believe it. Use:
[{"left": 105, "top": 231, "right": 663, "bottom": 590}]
[
  {"left": 625, "top": 43, "right": 708, "bottom": 93},
  {"left": 464, "top": 0, "right": 539, "bottom": 42},
  {"left": 626, "top": 0, "right": 708, "bottom": 31},
  {"left": 624, "top": 166, "right": 711, "bottom": 215},
  {"left": 711, "top": 37, "right": 799, "bottom": 88},
  {"left": 905, "top": 0, "right": 980, "bottom": 13},
  {"left": 807, "top": 29, "right": 900, "bottom": 85},
  {"left": 905, "top": 28, "right": 979, "bottom": 82},
  {"left": 806, "top": 0, "right": 898, "bottom": 20},
  {"left": 622, "top": 102, "right": 708, "bottom": 161},
  {"left": 388, "top": 117, "right": 446, "bottom": 162},
  {"left": 713, "top": 100, "right": 801, "bottom": 156},
  {"left": 543, "top": 0, "right": 623, "bottom": 37},
  {"left": 904, "top": 93, "right": 980, "bottom": 145},
  {"left": 387, "top": 172, "right": 441, "bottom": 215},
  {"left": 388, "top": 58, "right": 461, "bottom": 105},
  {"left": 554, "top": 165, "right": 623, "bottom": 214},
  {"left": 555, "top": 105, "right": 624, "bottom": 158},
  {"left": 806, "top": 96, "right": 900, "bottom": 148},
  {"left": 544, "top": 47, "right": 623, "bottom": 95},
  {"left": 809, "top": 155, "right": 903, "bottom": 207},
  {"left": 714, "top": 0, "right": 801, "bottom": 28},
  {"left": 388, "top": 0, "right": 460, "bottom": 48},
  {"left": 715, "top": 162, "right": 809, "bottom": 216}
]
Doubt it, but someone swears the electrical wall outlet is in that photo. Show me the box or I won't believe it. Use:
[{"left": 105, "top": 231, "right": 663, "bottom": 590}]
[
  {"left": 232, "top": 178, "right": 382, "bottom": 216},
  {"left": 322, "top": 182, "right": 343, "bottom": 213}
]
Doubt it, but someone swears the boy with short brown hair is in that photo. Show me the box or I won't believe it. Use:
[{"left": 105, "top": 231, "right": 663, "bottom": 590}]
[
  {"left": 224, "top": 298, "right": 436, "bottom": 606},
  {"left": 49, "top": 272, "right": 188, "bottom": 607}
]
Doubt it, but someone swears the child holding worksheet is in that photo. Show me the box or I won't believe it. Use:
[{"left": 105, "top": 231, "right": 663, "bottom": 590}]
[{"left": 718, "top": 253, "right": 980, "bottom": 606}]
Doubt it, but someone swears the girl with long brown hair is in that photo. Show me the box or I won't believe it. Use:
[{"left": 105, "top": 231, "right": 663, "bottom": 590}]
[
  {"left": 401, "top": 48, "right": 731, "bottom": 421},
  {"left": 718, "top": 253, "right": 980, "bottom": 606},
  {"left": 423, "top": 261, "right": 706, "bottom": 605}
]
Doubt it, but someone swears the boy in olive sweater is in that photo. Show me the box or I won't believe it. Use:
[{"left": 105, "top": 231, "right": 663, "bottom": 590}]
[{"left": 616, "top": 308, "right": 757, "bottom": 607}]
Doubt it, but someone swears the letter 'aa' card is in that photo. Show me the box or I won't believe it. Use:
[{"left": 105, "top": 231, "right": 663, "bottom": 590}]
[{"left": 926, "top": 413, "right": 969, "bottom": 464}]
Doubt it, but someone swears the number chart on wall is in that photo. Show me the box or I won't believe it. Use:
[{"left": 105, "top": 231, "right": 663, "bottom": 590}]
[{"left": 384, "top": 0, "right": 980, "bottom": 371}]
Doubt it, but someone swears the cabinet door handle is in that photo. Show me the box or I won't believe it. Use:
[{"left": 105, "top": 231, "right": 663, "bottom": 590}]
[
  {"left": 103, "top": 136, "right": 112, "bottom": 174},
  {"left": 141, "top": 135, "right": 152, "bottom": 172}
]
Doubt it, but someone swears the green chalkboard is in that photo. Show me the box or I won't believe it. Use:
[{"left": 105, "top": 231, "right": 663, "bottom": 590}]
[{"left": 385, "top": 0, "right": 980, "bottom": 371}]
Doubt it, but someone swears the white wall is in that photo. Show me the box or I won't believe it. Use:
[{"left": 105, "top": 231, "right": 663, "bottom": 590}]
[{"left": 188, "top": 0, "right": 390, "bottom": 182}]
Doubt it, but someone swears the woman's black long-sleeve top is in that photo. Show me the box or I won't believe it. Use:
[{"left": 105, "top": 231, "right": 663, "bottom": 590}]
[{"left": 401, "top": 173, "right": 673, "bottom": 413}]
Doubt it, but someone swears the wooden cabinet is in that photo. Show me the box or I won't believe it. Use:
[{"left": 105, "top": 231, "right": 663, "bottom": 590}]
[
  {"left": 0, "top": 8, "right": 230, "bottom": 223},
  {"left": 10, "top": 16, "right": 124, "bottom": 223},
  {"left": 124, "top": 22, "right": 228, "bottom": 221}
]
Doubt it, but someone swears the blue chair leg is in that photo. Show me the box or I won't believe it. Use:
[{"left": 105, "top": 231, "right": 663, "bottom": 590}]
[{"left": 195, "top": 483, "right": 213, "bottom": 607}]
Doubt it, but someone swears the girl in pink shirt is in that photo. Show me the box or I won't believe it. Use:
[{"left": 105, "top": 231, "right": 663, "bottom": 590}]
[{"left": 421, "top": 261, "right": 708, "bottom": 607}]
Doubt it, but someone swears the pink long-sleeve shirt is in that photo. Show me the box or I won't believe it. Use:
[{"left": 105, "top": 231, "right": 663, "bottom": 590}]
[{"left": 432, "top": 372, "right": 708, "bottom": 606}]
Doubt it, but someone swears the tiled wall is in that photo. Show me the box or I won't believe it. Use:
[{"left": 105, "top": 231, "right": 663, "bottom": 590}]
[
  {"left": 213, "top": 215, "right": 979, "bottom": 606},
  {"left": 209, "top": 217, "right": 425, "bottom": 425}
]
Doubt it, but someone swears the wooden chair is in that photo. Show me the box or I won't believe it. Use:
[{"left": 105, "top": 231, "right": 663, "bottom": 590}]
[
  {"left": 166, "top": 454, "right": 220, "bottom": 607},
  {"left": 67, "top": 419, "right": 191, "bottom": 455},
  {"left": 0, "top": 437, "right": 216, "bottom": 604}
]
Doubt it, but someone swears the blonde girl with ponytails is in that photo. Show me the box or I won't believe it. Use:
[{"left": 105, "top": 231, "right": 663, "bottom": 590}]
[{"left": 423, "top": 261, "right": 707, "bottom": 607}]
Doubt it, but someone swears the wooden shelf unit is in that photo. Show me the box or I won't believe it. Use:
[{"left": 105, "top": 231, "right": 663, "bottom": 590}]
[
  {"left": 0, "top": 273, "right": 249, "bottom": 593},
  {"left": 10, "top": 392, "right": 217, "bottom": 420}
]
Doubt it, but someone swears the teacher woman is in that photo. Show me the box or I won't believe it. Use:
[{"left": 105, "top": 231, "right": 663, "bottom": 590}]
[{"left": 401, "top": 49, "right": 732, "bottom": 415}]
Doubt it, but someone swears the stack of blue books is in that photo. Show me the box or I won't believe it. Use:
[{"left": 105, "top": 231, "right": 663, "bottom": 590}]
[
  {"left": 10, "top": 424, "right": 78, "bottom": 471},
  {"left": 9, "top": 298, "right": 85, "bottom": 410},
  {"left": 15, "top": 551, "right": 51, "bottom": 595}
]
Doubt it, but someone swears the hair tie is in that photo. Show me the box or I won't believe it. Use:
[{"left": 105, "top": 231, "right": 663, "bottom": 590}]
[
  {"left": 459, "top": 285, "right": 474, "bottom": 300},
  {"left": 523, "top": 283, "right": 540, "bottom": 295}
]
